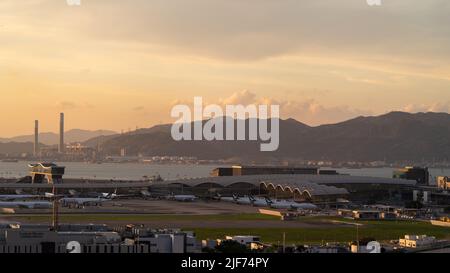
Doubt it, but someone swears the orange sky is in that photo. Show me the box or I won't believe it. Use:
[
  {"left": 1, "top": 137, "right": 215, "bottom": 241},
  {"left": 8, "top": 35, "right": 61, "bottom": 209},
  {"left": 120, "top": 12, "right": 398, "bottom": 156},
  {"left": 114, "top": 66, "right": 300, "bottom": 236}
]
[{"left": 1, "top": 0, "right": 450, "bottom": 137}]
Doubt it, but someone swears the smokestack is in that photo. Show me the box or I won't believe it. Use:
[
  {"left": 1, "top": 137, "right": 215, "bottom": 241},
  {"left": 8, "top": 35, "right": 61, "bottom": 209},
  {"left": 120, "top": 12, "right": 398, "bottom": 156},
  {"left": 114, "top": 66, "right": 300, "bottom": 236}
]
[
  {"left": 34, "top": 120, "right": 39, "bottom": 157},
  {"left": 59, "top": 113, "right": 65, "bottom": 154}
]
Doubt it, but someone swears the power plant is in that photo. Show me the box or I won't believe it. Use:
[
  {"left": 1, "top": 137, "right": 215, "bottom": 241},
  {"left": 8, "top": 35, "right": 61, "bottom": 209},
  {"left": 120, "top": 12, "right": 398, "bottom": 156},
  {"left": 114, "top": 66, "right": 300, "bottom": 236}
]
[
  {"left": 34, "top": 120, "right": 39, "bottom": 157},
  {"left": 59, "top": 113, "right": 65, "bottom": 154},
  {"left": 33, "top": 113, "right": 65, "bottom": 158}
]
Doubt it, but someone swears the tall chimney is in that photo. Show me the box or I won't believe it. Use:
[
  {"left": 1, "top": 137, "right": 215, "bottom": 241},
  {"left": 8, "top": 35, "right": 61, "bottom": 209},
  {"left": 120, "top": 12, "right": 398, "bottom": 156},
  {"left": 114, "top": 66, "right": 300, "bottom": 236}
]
[
  {"left": 59, "top": 113, "right": 65, "bottom": 154},
  {"left": 34, "top": 120, "right": 39, "bottom": 157}
]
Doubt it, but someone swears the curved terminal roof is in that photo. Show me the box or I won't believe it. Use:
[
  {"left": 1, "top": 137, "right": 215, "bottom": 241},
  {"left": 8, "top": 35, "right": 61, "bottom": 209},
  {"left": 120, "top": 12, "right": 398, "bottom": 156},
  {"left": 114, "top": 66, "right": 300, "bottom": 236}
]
[
  {"left": 155, "top": 174, "right": 416, "bottom": 197},
  {"left": 28, "top": 163, "right": 59, "bottom": 169}
]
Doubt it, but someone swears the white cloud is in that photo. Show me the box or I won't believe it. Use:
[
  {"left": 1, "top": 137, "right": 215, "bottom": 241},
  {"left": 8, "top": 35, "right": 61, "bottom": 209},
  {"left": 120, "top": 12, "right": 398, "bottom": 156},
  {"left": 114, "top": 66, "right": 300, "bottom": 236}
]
[
  {"left": 218, "top": 90, "right": 371, "bottom": 125},
  {"left": 55, "top": 101, "right": 93, "bottom": 109},
  {"left": 402, "top": 102, "right": 450, "bottom": 113},
  {"left": 220, "top": 90, "right": 257, "bottom": 105}
]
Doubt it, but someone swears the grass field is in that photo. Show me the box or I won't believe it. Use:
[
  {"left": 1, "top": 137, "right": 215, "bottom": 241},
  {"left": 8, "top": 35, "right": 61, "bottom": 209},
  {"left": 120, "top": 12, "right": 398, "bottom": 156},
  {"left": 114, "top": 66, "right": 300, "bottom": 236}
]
[
  {"left": 7, "top": 213, "right": 449, "bottom": 244},
  {"left": 192, "top": 219, "right": 450, "bottom": 244},
  {"left": 9, "top": 213, "right": 278, "bottom": 222}
]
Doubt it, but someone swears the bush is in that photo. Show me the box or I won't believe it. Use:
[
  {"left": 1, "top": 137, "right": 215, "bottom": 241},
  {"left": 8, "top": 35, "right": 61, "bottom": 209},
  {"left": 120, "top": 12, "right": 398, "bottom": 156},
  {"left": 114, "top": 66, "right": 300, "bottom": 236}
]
[{"left": 215, "top": 240, "right": 250, "bottom": 254}]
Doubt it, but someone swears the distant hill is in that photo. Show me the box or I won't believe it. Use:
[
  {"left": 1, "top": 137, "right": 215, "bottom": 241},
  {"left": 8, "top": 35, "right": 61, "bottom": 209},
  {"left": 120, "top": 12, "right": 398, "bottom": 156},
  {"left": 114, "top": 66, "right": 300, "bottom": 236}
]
[
  {"left": 0, "top": 129, "right": 117, "bottom": 146},
  {"left": 91, "top": 112, "right": 450, "bottom": 162},
  {"left": 83, "top": 124, "right": 172, "bottom": 147},
  {"left": 0, "top": 142, "right": 34, "bottom": 155}
]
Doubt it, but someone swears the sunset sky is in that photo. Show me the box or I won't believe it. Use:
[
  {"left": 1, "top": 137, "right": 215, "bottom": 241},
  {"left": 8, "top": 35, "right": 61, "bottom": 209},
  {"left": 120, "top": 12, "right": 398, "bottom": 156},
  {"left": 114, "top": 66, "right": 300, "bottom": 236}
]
[{"left": 1, "top": 0, "right": 450, "bottom": 137}]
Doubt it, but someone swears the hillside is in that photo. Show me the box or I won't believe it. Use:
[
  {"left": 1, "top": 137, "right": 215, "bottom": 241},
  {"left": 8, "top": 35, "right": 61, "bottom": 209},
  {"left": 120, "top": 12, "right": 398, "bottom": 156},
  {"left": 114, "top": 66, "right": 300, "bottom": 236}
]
[{"left": 92, "top": 112, "right": 450, "bottom": 162}]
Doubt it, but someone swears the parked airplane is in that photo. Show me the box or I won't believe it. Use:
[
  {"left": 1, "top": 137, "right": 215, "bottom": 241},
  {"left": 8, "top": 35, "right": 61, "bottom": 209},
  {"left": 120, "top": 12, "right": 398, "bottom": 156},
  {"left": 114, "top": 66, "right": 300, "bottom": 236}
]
[
  {"left": 140, "top": 190, "right": 153, "bottom": 199},
  {"left": 68, "top": 190, "right": 80, "bottom": 197},
  {"left": 215, "top": 194, "right": 237, "bottom": 203},
  {"left": 100, "top": 189, "right": 133, "bottom": 200},
  {"left": 265, "top": 197, "right": 318, "bottom": 210},
  {"left": 59, "top": 197, "right": 111, "bottom": 207},
  {"left": 0, "top": 201, "right": 52, "bottom": 209},
  {"left": 234, "top": 195, "right": 253, "bottom": 205},
  {"left": 167, "top": 193, "right": 197, "bottom": 202},
  {"left": 0, "top": 194, "right": 41, "bottom": 201},
  {"left": 216, "top": 194, "right": 253, "bottom": 205},
  {"left": 249, "top": 196, "right": 269, "bottom": 207},
  {"left": 292, "top": 202, "right": 318, "bottom": 210},
  {"left": 217, "top": 194, "right": 263, "bottom": 206}
]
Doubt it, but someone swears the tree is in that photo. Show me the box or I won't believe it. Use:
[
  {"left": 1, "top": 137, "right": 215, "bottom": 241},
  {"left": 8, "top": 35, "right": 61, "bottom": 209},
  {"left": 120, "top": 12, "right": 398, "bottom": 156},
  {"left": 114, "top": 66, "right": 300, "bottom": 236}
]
[
  {"left": 215, "top": 240, "right": 250, "bottom": 254},
  {"left": 405, "top": 201, "right": 423, "bottom": 209},
  {"left": 444, "top": 206, "right": 450, "bottom": 214}
]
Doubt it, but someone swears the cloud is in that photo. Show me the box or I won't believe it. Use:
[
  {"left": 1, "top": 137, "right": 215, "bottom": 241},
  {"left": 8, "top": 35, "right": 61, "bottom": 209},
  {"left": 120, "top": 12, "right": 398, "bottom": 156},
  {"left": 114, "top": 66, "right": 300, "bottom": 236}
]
[
  {"left": 5, "top": 0, "right": 450, "bottom": 63},
  {"left": 220, "top": 90, "right": 257, "bottom": 105},
  {"left": 56, "top": 101, "right": 77, "bottom": 109},
  {"left": 402, "top": 102, "right": 450, "bottom": 113},
  {"left": 55, "top": 101, "right": 94, "bottom": 110},
  {"left": 133, "top": 106, "right": 145, "bottom": 111},
  {"left": 86, "top": 0, "right": 450, "bottom": 63},
  {"left": 217, "top": 90, "right": 371, "bottom": 125}
]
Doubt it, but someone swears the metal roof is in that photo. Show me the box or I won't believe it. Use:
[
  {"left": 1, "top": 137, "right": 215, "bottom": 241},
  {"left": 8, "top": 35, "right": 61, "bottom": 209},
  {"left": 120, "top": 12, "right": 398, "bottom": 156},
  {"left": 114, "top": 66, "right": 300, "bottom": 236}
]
[{"left": 157, "top": 174, "right": 415, "bottom": 196}]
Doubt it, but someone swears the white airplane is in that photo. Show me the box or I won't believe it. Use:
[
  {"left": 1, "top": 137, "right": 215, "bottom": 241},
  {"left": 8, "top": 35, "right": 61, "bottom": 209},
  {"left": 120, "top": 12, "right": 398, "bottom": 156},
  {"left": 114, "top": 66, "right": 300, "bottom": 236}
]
[
  {"left": 68, "top": 190, "right": 80, "bottom": 197},
  {"left": 100, "top": 191, "right": 119, "bottom": 199},
  {"left": 0, "top": 201, "right": 52, "bottom": 209},
  {"left": 59, "top": 197, "right": 111, "bottom": 207},
  {"left": 100, "top": 189, "right": 133, "bottom": 200},
  {"left": 216, "top": 194, "right": 255, "bottom": 205},
  {"left": 140, "top": 190, "right": 153, "bottom": 199},
  {"left": 265, "top": 197, "right": 318, "bottom": 210},
  {"left": 293, "top": 203, "right": 318, "bottom": 210},
  {"left": 249, "top": 196, "right": 269, "bottom": 207},
  {"left": 215, "top": 194, "right": 237, "bottom": 203},
  {"left": 234, "top": 195, "right": 253, "bottom": 205},
  {"left": 167, "top": 193, "right": 197, "bottom": 202},
  {"left": 0, "top": 194, "right": 41, "bottom": 201}
]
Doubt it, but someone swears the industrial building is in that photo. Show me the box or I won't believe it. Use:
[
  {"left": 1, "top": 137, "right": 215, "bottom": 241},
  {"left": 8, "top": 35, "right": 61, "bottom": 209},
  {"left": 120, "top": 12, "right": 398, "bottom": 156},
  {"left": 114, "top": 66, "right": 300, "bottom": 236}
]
[
  {"left": 125, "top": 228, "right": 200, "bottom": 253},
  {"left": 0, "top": 224, "right": 200, "bottom": 254},
  {"left": 399, "top": 235, "right": 437, "bottom": 249},
  {"left": 393, "top": 166, "right": 430, "bottom": 185},
  {"left": 211, "top": 165, "right": 319, "bottom": 177}
]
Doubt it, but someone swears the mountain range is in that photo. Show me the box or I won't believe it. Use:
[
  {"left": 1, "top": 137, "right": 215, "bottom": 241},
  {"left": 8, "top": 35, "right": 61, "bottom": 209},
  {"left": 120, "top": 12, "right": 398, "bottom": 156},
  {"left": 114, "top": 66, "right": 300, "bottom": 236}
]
[
  {"left": 88, "top": 111, "right": 450, "bottom": 163},
  {"left": 0, "top": 129, "right": 117, "bottom": 146},
  {"left": 1, "top": 112, "right": 449, "bottom": 163}
]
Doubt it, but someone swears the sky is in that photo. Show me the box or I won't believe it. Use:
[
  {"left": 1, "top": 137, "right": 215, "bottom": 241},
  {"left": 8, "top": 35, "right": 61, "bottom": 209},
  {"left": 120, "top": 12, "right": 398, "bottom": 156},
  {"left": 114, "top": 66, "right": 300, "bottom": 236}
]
[{"left": 1, "top": 0, "right": 450, "bottom": 137}]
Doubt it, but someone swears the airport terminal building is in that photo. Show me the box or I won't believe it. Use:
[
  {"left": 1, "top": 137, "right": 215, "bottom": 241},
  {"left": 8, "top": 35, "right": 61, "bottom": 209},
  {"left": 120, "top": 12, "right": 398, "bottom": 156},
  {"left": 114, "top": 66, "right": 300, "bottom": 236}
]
[{"left": 151, "top": 174, "right": 417, "bottom": 204}]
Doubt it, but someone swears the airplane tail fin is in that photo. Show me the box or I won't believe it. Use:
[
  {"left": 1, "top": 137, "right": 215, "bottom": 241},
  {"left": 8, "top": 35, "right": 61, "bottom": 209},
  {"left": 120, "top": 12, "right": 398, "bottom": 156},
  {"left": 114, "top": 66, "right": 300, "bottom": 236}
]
[
  {"left": 232, "top": 194, "right": 238, "bottom": 201},
  {"left": 45, "top": 192, "right": 55, "bottom": 198},
  {"left": 141, "top": 190, "right": 151, "bottom": 197},
  {"left": 68, "top": 190, "right": 78, "bottom": 197},
  {"left": 265, "top": 197, "right": 273, "bottom": 204}
]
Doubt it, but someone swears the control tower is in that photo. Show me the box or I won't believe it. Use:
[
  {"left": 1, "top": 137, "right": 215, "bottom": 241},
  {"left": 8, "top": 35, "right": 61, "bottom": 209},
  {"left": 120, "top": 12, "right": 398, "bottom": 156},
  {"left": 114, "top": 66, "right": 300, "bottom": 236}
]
[{"left": 29, "top": 163, "right": 65, "bottom": 184}]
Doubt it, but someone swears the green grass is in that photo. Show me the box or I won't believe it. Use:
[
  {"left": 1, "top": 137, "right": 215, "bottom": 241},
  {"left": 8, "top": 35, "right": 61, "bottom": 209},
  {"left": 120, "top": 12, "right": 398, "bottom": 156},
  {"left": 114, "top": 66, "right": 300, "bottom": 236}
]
[
  {"left": 10, "top": 213, "right": 449, "bottom": 244},
  {"left": 11, "top": 213, "right": 278, "bottom": 223},
  {"left": 192, "top": 219, "right": 450, "bottom": 244}
]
